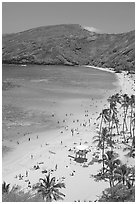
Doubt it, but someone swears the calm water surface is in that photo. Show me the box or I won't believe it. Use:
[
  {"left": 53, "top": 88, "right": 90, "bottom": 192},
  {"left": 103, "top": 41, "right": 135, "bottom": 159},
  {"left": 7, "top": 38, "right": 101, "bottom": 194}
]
[
  {"left": 2, "top": 64, "right": 117, "bottom": 93},
  {"left": 2, "top": 64, "right": 118, "bottom": 140}
]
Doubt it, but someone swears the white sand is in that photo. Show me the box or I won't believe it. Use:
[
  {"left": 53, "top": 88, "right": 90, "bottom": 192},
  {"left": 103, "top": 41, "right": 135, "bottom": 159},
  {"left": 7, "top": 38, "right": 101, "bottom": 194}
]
[
  {"left": 85, "top": 65, "right": 114, "bottom": 73},
  {"left": 115, "top": 71, "right": 135, "bottom": 95},
  {"left": 2, "top": 67, "right": 135, "bottom": 202}
]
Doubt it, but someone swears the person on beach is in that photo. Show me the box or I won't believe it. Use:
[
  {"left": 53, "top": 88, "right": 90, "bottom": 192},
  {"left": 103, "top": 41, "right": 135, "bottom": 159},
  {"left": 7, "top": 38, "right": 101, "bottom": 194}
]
[
  {"left": 19, "top": 174, "right": 22, "bottom": 180},
  {"left": 28, "top": 181, "right": 31, "bottom": 188},
  {"left": 26, "top": 171, "right": 28, "bottom": 177},
  {"left": 71, "top": 128, "right": 74, "bottom": 136},
  {"left": 65, "top": 126, "right": 68, "bottom": 130},
  {"left": 70, "top": 172, "right": 74, "bottom": 176},
  {"left": 55, "top": 164, "right": 58, "bottom": 171}
]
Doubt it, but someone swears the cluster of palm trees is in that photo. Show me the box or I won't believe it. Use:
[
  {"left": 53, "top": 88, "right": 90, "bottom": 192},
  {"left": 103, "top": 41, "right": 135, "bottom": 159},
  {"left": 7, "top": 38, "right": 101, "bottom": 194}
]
[
  {"left": 97, "top": 156, "right": 135, "bottom": 202},
  {"left": 93, "top": 150, "right": 135, "bottom": 188},
  {"left": 92, "top": 93, "right": 135, "bottom": 201},
  {"left": 94, "top": 93, "right": 135, "bottom": 159},
  {"left": 2, "top": 173, "right": 65, "bottom": 202}
]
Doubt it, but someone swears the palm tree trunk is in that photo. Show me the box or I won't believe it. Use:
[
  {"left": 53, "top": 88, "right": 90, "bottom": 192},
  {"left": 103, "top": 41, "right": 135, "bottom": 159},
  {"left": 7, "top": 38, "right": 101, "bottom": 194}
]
[
  {"left": 132, "top": 127, "right": 135, "bottom": 138},
  {"left": 108, "top": 107, "right": 111, "bottom": 132},
  {"left": 114, "top": 113, "right": 119, "bottom": 135},
  {"left": 99, "top": 114, "right": 103, "bottom": 138},
  {"left": 102, "top": 140, "right": 105, "bottom": 174},
  {"left": 124, "top": 107, "right": 128, "bottom": 131},
  {"left": 130, "top": 106, "right": 133, "bottom": 138},
  {"left": 109, "top": 174, "right": 114, "bottom": 188},
  {"left": 111, "top": 172, "right": 114, "bottom": 187},
  {"left": 122, "top": 114, "right": 127, "bottom": 142},
  {"left": 122, "top": 176, "right": 125, "bottom": 185},
  {"left": 110, "top": 120, "right": 114, "bottom": 151},
  {"left": 115, "top": 120, "right": 119, "bottom": 135},
  {"left": 109, "top": 180, "right": 112, "bottom": 188},
  {"left": 122, "top": 107, "right": 126, "bottom": 140}
]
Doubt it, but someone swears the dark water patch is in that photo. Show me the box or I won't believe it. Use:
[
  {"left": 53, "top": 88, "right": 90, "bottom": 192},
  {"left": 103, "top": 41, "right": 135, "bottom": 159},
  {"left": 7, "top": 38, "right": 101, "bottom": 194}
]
[
  {"left": 2, "top": 81, "right": 21, "bottom": 91},
  {"left": 2, "top": 105, "right": 27, "bottom": 122},
  {"left": 2, "top": 103, "right": 58, "bottom": 140},
  {"left": 2, "top": 145, "right": 13, "bottom": 157}
]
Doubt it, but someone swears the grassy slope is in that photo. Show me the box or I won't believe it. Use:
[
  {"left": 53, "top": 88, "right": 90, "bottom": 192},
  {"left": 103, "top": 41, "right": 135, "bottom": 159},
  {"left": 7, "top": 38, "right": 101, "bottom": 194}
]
[{"left": 2, "top": 24, "right": 135, "bottom": 71}]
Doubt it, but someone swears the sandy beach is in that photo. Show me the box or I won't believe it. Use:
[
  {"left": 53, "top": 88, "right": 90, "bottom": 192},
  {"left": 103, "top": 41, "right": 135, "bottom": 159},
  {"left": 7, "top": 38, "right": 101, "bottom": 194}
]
[{"left": 2, "top": 65, "right": 135, "bottom": 201}]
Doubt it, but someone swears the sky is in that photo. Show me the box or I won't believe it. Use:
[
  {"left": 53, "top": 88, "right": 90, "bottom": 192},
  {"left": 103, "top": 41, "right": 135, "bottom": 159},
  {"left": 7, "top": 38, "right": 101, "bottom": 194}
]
[{"left": 2, "top": 2, "right": 135, "bottom": 34}]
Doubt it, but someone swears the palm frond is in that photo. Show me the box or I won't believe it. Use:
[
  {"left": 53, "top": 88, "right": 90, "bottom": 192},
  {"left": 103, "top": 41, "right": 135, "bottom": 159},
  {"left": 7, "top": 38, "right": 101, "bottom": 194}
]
[{"left": 54, "top": 183, "right": 65, "bottom": 189}]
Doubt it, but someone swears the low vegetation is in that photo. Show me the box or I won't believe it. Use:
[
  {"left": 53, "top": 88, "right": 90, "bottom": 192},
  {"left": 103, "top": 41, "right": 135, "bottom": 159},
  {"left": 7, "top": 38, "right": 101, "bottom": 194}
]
[
  {"left": 98, "top": 184, "right": 135, "bottom": 202},
  {"left": 2, "top": 184, "right": 43, "bottom": 202},
  {"left": 2, "top": 173, "right": 65, "bottom": 202}
]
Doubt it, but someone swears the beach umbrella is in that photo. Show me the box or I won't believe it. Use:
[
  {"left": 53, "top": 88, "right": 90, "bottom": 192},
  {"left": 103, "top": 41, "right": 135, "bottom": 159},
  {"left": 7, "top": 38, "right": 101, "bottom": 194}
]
[{"left": 76, "top": 144, "right": 88, "bottom": 151}]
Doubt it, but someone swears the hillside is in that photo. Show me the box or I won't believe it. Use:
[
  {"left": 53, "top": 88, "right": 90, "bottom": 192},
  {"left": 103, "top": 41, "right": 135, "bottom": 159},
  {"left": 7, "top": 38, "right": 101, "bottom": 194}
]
[{"left": 2, "top": 24, "right": 135, "bottom": 71}]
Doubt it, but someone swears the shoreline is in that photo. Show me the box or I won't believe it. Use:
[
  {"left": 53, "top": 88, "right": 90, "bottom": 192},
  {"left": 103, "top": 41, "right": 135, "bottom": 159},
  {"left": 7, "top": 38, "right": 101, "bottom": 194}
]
[
  {"left": 2, "top": 65, "right": 135, "bottom": 201},
  {"left": 84, "top": 65, "right": 115, "bottom": 73},
  {"left": 85, "top": 65, "right": 135, "bottom": 95}
]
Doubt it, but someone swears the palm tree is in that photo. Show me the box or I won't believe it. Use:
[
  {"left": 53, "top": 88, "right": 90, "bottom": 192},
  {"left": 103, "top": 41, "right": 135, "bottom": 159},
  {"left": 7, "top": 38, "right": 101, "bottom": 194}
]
[
  {"left": 131, "top": 112, "right": 135, "bottom": 139},
  {"left": 114, "top": 165, "right": 135, "bottom": 188},
  {"left": 93, "top": 132, "right": 102, "bottom": 149},
  {"left": 103, "top": 151, "right": 121, "bottom": 187},
  {"left": 128, "top": 167, "right": 135, "bottom": 187},
  {"left": 93, "top": 127, "right": 110, "bottom": 173},
  {"left": 107, "top": 94, "right": 120, "bottom": 138},
  {"left": 92, "top": 151, "right": 121, "bottom": 188},
  {"left": 114, "top": 164, "right": 129, "bottom": 185},
  {"left": 2, "top": 181, "right": 10, "bottom": 194},
  {"left": 112, "top": 93, "right": 121, "bottom": 104},
  {"left": 120, "top": 94, "right": 130, "bottom": 140},
  {"left": 123, "top": 140, "right": 135, "bottom": 158},
  {"left": 106, "top": 134, "right": 116, "bottom": 151},
  {"left": 97, "top": 108, "right": 110, "bottom": 137},
  {"left": 129, "top": 95, "right": 135, "bottom": 138},
  {"left": 33, "top": 173, "right": 65, "bottom": 202}
]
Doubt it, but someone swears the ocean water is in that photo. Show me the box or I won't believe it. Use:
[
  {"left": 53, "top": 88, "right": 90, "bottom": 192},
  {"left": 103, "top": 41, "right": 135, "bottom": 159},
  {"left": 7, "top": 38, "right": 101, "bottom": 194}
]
[
  {"left": 2, "top": 64, "right": 117, "bottom": 100},
  {"left": 2, "top": 64, "right": 118, "bottom": 142}
]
